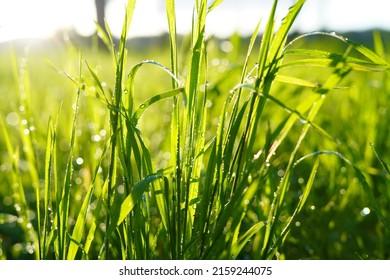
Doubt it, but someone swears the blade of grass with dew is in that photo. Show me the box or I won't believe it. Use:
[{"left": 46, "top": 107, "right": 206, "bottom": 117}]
[
  {"left": 370, "top": 142, "right": 390, "bottom": 175},
  {"left": 203, "top": 172, "right": 259, "bottom": 259},
  {"left": 216, "top": 2, "right": 304, "bottom": 240},
  {"left": 108, "top": 173, "right": 165, "bottom": 234},
  {"left": 166, "top": 0, "right": 178, "bottom": 86},
  {"left": 247, "top": 0, "right": 305, "bottom": 159},
  {"left": 228, "top": 178, "right": 262, "bottom": 259},
  {"left": 188, "top": 21, "right": 262, "bottom": 258},
  {"left": 120, "top": 57, "right": 185, "bottom": 258},
  {"left": 176, "top": 0, "right": 208, "bottom": 259},
  {"left": 55, "top": 53, "right": 83, "bottom": 260},
  {"left": 295, "top": 151, "right": 388, "bottom": 228},
  {"left": 266, "top": 157, "right": 319, "bottom": 259},
  {"left": 0, "top": 116, "right": 37, "bottom": 258},
  {"left": 373, "top": 31, "right": 386, "bottom": 59},
  {"left": 104, "top": 0, "right": 136, "bottom": 260},
  {"left": 67, "top": 138, "right": 110, "bottom": 260},
  {"left": 207, "top": 0, "right": 224, "bottom": 13},
  {"left": 166, "top": 0, "right": 183, "bottom": 259},
  {"left": 10, "top": 50, "right": 41, "bottom": 259},
  {"left": 84, "top": 61, "right": 111, "bottom": 105},
  {"left": 42, "top": 117, "right": 57, "bottom": 259},
  {"left": 261, "top": 42, "right": 355, "bottom": 259}
]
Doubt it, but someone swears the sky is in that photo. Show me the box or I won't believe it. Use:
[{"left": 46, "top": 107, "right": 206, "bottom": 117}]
[{"left": 0, "top": 0, "right": 389, "bottom": 42}]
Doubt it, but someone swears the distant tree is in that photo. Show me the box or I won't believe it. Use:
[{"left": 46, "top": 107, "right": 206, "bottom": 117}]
[
  {"left": 95, "top": 0, "right": 106, "bottom": 31},
  {"left": 95, "top": 0, "right": 107, "bottom": 48}
]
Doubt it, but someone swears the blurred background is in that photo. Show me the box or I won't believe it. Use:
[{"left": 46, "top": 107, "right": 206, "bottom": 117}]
[{"left": 0, "top": 0, "right": 389, "bottom": 43}]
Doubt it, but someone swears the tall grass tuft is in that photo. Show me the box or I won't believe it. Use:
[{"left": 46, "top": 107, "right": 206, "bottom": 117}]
[{"left": 0, "top": 0, "right": 389, "bottom": 260}]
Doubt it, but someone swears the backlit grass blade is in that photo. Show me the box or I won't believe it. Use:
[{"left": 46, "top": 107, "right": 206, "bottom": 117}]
[
  {"left": 294, "top": 151, "right": 388, "bottom": 228},
  {"left": 370, "top": 142, "right": 390, "bottom": 175},
  {"left": 285, "top": 32, "right": 389, "bottom": 71},
  {"left": 275, "top": 74, "right": 319, "bottom": 88},
  {"left": 166, "top": 0, "right": 178, "bottom": 86},
  {"left": 373, "top": 31, "right": 385, "bottom": 58},
  {"left": 10, "top": 50, "right": 41, "bottom": 259},
  {"left": 267, "top": 0, "right": 306, "bottom": 66},
  {"left": 67, "top": 139, "right": 110, "bottom": 260},
  {"left": 108, "top": 173, "right": 164, "bottom": 234},
  {"left": 207, "top": 0, "right": 224, "bottom": 13},
  {"left": 232, "top": 221, "right": 266, "bottom": 259},
  {"left": 131, "top": 87, "right": 184, "bottom": 125},
  {"left": 84, "top": 61, "right": 110, "bottom": 104},
  {"left": 266, "top": 157, "right": 319, "bottom": 259},
  {"left": 56, "top": 54, "right": 83, "bottom": 260},
  {"left": 0, "top": 116, "right": 36, "bottom": 256},
  {"left": 42, "top": 117, "right": 56, "bottom": 259},
  {"left": 104, "top": 0, "right": 136, "bottom": 259}
]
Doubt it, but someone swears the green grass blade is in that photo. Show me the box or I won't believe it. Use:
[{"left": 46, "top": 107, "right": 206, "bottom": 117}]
[
  {"left": 267, "top": 157, "right": 319, "bottom": 258},
  {"left": 370, "top": 142, "right": 390, "bottom": 175},
  {"left": 207, "top": 0, "right": 224, "bottom": 13},
  {"left": 268, "top": 0, "right": 306, "bottom": 65},
  {"left": 132, "top": 87, "right": 184, "bottom": 125},
  {"left": 166, "top": 0, "right": 178, "bottom": 87},
  {"left": 295, "top": 151, "right": 389, "bottom": 227},
  {"left": 108, "top": 173, "right": 164, "bottom": 234},
  {"left": 42, "top": 117, "right": 56, "bottom": 259}
]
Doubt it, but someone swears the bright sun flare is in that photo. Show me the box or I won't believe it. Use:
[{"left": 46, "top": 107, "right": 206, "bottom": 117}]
[
  {"left": 0, "top": 0, "right": 96, "bottom": 42},
  {"left": 1, "top": 0, "right": 390, "bottom": 43}
]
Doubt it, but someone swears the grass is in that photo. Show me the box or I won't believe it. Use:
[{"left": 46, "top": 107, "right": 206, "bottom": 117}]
[{"left": 0, "top": 0, "right": 389, "bottom": 260}]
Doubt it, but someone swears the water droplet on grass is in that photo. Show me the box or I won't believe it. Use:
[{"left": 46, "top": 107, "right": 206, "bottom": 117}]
[
  {"left": 220, "top": 41, "right": 233, "bottom": 53},
  {"left": 92, "top": 134, "right": 101, "bottom": 142},
  {"left": 76, "top": 157, "right": 84, "bottom": 165},
  {"left": 277, "top": 169, "right": 285, "bottom": 177},
  {"left": 6, "top": 112, "right": 19, "bottom": 126},
  {"left": 360, "top": 207, "right": 370, "bottom": 216},
  {"left": 299, "top": 118, "right": 307, "bottom": 124},
  {"left": 14, "top": 203, "right": 21, "bottom": 212}
]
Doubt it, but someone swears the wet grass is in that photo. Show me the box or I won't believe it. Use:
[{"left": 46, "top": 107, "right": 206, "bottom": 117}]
[{"left": 0, "top": 0, "right": 389, "bottom": 260}]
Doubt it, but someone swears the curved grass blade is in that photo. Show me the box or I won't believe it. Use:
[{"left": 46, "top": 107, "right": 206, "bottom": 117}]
[
  {"left": 207, "top": 0, "right": 224, "bottom": 13},
  {"left": 131, "top": 87, "right": 184, "bottom": 125},
  {"left": 108, "top": 173, "right": 164, "bottom": 235},
  {"left": 266, "top": 157, "right": 319, "bottom": 259},
  {"left": 295, "top": 150, "right": 388, "bottom": 228},
  {"left": 67, "top": 139, "right": 110, "bottom": 260},
  {"left": 370, "top": 142, "right": 390, "bottom": 175}
]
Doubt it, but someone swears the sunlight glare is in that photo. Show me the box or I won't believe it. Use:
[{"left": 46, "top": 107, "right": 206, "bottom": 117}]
[
  {"left": 0, "top": 0, "right": 96, "bottom": 42},
  {"left": 106, "top": 0, "right": 166, "bottom": 38}
]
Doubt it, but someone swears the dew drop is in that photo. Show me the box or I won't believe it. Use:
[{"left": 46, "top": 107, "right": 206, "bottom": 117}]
[
  {"left": 14, "top": 203, "right": 21, "bottom": 212},
  {"left": 6, "top": 112, "right": 19, "bottom": 126},
  {"left": 361, "top": 207, "right": 370, "bottom": 216},
  {"left": 76, "top": 157, "right": 84, "bottom": 165},
  {"left": 92, "top": 134, "right": 101, "bottom": 142}
]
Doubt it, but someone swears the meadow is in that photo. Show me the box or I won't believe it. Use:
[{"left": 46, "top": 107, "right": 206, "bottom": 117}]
[{"left": 0, "top": 0, "right": 389, "bottom": 260}]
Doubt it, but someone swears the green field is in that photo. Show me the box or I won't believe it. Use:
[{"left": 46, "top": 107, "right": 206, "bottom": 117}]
[{"left": 0, "top": 0, "right": 389, "bottom": 260}]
